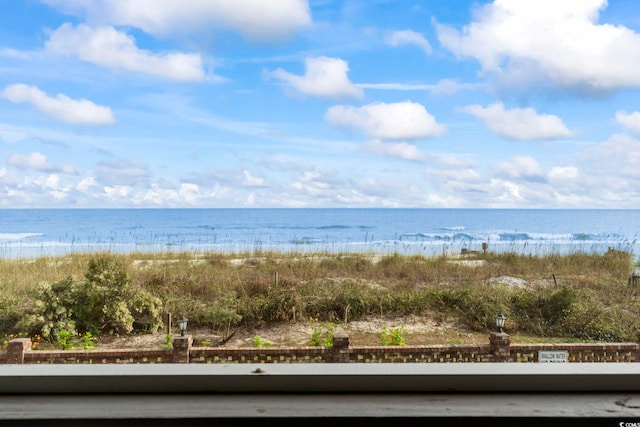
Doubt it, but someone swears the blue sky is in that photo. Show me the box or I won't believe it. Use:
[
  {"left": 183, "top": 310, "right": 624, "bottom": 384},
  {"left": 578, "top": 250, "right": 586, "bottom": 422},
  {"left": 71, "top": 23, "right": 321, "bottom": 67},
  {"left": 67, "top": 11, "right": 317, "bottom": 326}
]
[{"left": 1, "top": 0, "right": 640, "bottom": 208}]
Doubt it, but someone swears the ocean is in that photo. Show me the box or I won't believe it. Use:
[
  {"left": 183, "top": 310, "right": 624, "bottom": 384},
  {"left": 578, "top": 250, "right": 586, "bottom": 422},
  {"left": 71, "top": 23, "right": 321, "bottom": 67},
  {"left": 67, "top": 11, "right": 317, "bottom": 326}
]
[{"left": 0, "top": 209, "right": 638, "bottom": 259}]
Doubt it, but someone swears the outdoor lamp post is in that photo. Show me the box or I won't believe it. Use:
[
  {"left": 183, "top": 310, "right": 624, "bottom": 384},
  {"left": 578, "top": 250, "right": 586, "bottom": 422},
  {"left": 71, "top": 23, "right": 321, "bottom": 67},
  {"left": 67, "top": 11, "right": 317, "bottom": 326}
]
[
  {"left": 496, "top": 313, "right": 506, "bottom": 333},
  {"left": 177, "top": 315, "right": 188, "bottom": 337}
]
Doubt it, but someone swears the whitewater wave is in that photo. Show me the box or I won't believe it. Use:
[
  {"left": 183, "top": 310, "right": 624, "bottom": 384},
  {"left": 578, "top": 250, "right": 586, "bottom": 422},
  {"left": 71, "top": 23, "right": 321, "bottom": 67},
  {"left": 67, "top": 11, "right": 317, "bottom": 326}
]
[{"left": 0, "top": 233, "right": 43, "bottom": 241}]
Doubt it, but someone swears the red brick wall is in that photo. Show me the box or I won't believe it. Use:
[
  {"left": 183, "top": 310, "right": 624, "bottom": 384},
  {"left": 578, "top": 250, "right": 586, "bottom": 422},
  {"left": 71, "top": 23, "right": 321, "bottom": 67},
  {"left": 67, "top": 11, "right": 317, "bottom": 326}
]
[
  {"left": 510, "top": 343, "right": 638, "bottom": 363},
  {"left": 2, "top": 337, "right": 639, "bottom": 364},
  {"left": 23, "top": 348, "right": 172, "bottom": 364}
]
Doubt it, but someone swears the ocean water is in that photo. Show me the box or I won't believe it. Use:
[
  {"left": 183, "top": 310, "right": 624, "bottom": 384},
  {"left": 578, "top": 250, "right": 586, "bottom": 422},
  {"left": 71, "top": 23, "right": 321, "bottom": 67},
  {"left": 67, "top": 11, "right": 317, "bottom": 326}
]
[{"left": 0, "top": 208, "right": 638, "bottom": 259}]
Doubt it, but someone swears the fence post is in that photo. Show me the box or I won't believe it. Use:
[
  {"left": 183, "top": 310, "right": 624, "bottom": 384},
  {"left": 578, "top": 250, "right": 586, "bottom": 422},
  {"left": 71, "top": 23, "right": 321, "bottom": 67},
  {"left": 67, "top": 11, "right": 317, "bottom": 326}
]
[
  {"left": 331, "top": 333, "right": 350, "bottom": 363},
  {"left": 489, "top": 332, "right": 511, "bottom": 362},
  {"left": 7, "top": 338, "right": 31, "bottom": 364},
  {"left": 172, "top": 335, "right": 192, "bottom": 363}
]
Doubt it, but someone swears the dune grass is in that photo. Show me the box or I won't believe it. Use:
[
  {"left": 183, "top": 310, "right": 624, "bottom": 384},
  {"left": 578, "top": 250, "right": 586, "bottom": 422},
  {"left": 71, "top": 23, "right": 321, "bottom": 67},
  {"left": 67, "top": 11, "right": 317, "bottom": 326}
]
[{"left": 1, "top": 249, "right": 638, "bottom": 343}]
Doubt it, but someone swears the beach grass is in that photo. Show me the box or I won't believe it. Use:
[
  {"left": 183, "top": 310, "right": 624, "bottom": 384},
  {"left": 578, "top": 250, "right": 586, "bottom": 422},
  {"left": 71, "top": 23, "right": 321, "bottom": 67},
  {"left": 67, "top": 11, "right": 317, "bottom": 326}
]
[{"left": 0, "top": 249, "right": 638, "bottom": 343}]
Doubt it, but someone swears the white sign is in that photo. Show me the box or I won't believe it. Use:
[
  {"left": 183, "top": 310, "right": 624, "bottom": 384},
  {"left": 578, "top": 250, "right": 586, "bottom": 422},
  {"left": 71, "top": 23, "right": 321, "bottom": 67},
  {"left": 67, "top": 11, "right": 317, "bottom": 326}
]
[{"left": 538, "top": 350, "right": 568, "bottom": 363}]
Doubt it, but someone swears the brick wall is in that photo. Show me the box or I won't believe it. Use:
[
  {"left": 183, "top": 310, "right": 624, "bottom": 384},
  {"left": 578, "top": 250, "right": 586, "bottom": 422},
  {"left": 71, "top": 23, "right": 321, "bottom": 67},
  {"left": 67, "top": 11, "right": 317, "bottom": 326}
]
[
  {"left": 2, "top": 334, "right": 639, "bottom": 364},
  {"left": 510, "top": 343, "right": 638, "bottom": 363},
  {"left": 347, "top": 344, "right": 494, "bottom": 363},
  {"left": 23, "top": 348, "right": 172, "bottom": 364},
  {"left": 190, "top": 346, "right": 327, "bottom": 364}
]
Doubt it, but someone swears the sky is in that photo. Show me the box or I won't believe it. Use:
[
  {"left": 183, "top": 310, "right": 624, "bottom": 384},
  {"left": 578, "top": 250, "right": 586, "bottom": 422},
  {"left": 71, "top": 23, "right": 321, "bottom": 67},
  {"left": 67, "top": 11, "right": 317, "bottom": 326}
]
[{"left": 1, "top": 0, "right": 640, "bottom": 208}]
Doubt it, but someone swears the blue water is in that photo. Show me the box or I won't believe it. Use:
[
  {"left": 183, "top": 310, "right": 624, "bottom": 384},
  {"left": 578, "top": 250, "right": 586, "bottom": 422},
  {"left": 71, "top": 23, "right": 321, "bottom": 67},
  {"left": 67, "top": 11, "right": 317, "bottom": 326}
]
[{"left": 0, "top": 209, "right": 638, "bottom": 259}]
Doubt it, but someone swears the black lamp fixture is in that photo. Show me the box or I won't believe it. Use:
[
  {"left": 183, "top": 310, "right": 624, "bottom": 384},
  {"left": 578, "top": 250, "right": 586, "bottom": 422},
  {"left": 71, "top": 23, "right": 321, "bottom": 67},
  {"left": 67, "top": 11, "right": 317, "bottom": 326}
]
[
  {"left": 177, "top": 315, "right": 188, "bottom": 337},
  {"left": 496, "top": 313, "right": 506, "bottom": 333}
]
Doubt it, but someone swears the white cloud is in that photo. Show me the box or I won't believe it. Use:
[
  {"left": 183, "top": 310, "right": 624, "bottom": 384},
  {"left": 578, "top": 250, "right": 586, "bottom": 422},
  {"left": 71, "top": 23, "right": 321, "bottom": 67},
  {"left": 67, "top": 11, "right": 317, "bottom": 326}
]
[
  {"left": 0, "top": 167, "right": 15, "bottom": 185},
  {"left": 356, "top": 79, "right": 481, "bottom": 94},
  {"left": 357, "top": 82, "right": 432, "bottom": 91},
  {"left": 141, "top": 183, "right": 202, "bottom": 206},
  {"left": 42, "top": 0, "right": 311, "bottom": 41},
  {"left": 615, "top": 111, "right": 640, "bottom": 134},
  {"left": 290, "top": 169, "right": 339, "bottom": 198},
  {"left": 95, "top": 160, "right": 149, "bottom": 186},
  {"left": 179, "top": 183, "right": 200, "bottom": 204},
  {"left": 242, "top": 170, "right": 266, "bottom": 187},
  {"left": 45, "top": 23, "right": 205, "bottom": 82},
  {"left": 435, "top": 0, "right": 640, "bottom": 92},
  {"left": 548, "top": 166, "right": 580, "bottom": 182},
  {"left": 386, "top": 29, "right": 432, "bottom": 55},
  {"left": 362, "top": 140, "right": 426, "bottom": 161},
  {"left": 494, "top": 156, "right": 545, "bottom": 181},
  {"left": 325, "top": 101, "right": 445, "bottom": 140},
  {"left": 104, "top": 185, "right": 132, "bottom": 200},
  {"left": 8, "top": 152, "right": 77, "bottom": 174},
  {"left": 77, "top": 176, "right": 97, "bottom": 191},
  {"left": 461, "top": 102, "right": 573, "bottom": 141},
  {"left": 1, "top": 83, "right": 115, "bottom": 125},
  {"left": 582, "top": 133, "right": 640, "bottom": 179},
  {"left": 268, "top": 57, "right": 363, "bottom": 100},
  {"left": 430, "top": 79, "right": 472, "bottom": 95}
]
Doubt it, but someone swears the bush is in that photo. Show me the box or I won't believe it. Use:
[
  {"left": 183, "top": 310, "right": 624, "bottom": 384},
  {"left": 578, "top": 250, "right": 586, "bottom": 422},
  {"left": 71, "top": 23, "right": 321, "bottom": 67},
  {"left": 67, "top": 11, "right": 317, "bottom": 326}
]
[
  {"left": 0, "top": 296, "right": 21, "bottom": 335},
  {"left": 17, "top": 277, "right": 79, "bottom": 339},
  {"left": 510, "top": 286, "right": 576, "bottom": 335},
  {"left": 380, "top": 326, "right": 406, "bottom": 346},
  {"left": 18, "top": 257, "right": 162, "bottom": 340},
  {"left": 309, "top": 320, "right": 337, "bottom": 347}
]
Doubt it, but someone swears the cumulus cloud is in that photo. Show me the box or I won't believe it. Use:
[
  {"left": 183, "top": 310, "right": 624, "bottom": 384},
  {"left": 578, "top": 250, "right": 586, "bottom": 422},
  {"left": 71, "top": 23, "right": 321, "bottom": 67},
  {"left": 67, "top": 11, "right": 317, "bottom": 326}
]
[
  {"left": 242, "top": 170, "right": 266, "bottom": 187},
  {"left": 435, "top": 0, "right": 640, "bottom": 92},
  {"left": 1, "top": 83, "right": 115, "bottom": 125},
  {"left": 494, "top": 156, "right": 546, "bottom": 181},
  {"left": 0, "top": 167, "right": 16, "bottom": 186},
  {"left": 548, "top": 166, "right": 580, "bottom": 182},
  {"left": 615, "top": 111, "right": 640, "bottom": 134},
  {"left": 45, "top": 23, "right": 205, "bottom": 82},
  {"left": 362, "top": 140, "right": 426, "bottom": 161},
  {"left": 42, "top": 0, "right": 311, "bottom": 41},
  {"left": 8, "top": 152, "right": 77, "bottom": 174},
  {"left": 461, "top": 102, "right": 573, "bottom": 141},
  {"left": 386, "top": 29, "right": 432, "bottom": 55},
  {"left": 268, "top": 57, "right": 363, "bottom": 100},
  {"left": 325, "top": 101, "right": 445, "bottom": 140},
  {"left": 582, "top": 133, "right": 640, "bottom": 179},
  {"left": 290, "top": 170, "right": 335, "bottom": 197}
]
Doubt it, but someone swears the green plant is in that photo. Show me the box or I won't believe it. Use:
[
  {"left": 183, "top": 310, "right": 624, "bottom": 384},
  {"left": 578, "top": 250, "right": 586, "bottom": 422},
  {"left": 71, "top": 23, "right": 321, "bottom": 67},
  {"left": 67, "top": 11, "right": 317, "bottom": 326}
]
[
  {"left": 252, "top": 335, "right": 273, "bottom": 348},
  {"left": 17, "top": 257, "right": 162, "bottom": 340},
  {"left": 81, "top": 331, "right": 97, "bottom": 350},
  {"left": 309, "top": 320, "right": 337, "bottom": 347},
  {"left": 163, "top": 333, "right": 173, "bottom": 349},
  {"left": 56, "top": 330, "right": 75, "bottom": 350},
  {"left": 510, "top": 286, "right": 576, "bottom": 335},
  {"left": 380, "top": 326, "right": 406, "bottom": 346}
]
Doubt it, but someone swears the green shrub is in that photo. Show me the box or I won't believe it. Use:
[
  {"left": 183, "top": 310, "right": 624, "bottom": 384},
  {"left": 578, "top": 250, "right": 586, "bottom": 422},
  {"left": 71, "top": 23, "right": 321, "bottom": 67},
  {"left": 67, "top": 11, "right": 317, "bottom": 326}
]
[
  {"left": 56, "top": 330, "right": 75, "bottom": 350},
  {"left": 252, "top": 336, "right": 273, "bottom": 348},
  {"left": 510, "top": 286, "right": 576, "bottom": 335},
  {"left": 0, "top": 296, "right": 21, "bottom": 335},
  {"left": 81, "top": 331, "right": 97, "bottom": 350},
  {"left": 18, "top": 257, "right": 162, "bottom": 340},
  {"left": 164, "top": 333, "right": 173, "bottom": 349},
  {"left": 380, "top": 326, "right": 406, "bottom": 346},
  {"left": 17, "top": 277, "right": 79, "bottom": 340},
  {"left": 309, "top": 321, "right": 337, "bottom": 347}
]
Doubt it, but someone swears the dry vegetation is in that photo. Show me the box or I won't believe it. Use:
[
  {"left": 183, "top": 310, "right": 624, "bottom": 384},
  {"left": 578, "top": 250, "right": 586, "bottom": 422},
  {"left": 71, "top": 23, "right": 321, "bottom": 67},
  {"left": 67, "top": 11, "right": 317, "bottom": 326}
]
[{"left": 1, "top": 249, "right": 639, "bottom": 347}]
